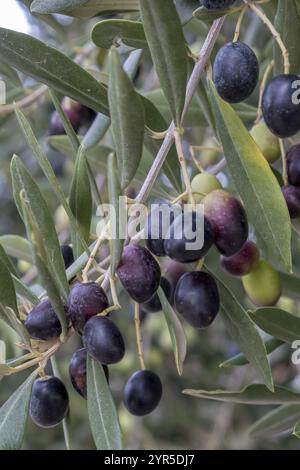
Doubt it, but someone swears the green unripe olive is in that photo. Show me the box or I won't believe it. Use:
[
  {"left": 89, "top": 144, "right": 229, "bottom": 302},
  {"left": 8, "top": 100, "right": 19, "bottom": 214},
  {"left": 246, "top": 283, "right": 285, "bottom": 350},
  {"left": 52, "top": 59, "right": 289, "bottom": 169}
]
[
  {"left": 242, "top": 260, "right": 282, "bottom": 306},
  {"left": 250, "top": 121, "right": 280, "bottom": 164},
  {"left": 191, "top": 172, "right": 222, "bottom": 202}
]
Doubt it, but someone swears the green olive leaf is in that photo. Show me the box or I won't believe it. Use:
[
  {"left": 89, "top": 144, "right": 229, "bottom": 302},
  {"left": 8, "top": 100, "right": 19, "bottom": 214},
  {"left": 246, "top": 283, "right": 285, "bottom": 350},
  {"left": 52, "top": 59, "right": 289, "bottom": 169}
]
[
  {"left": 183, "top": 384, "right": 300, "bottom": 405},
  {"left": 0, "top": 370, "right": 38, "bottom": 450},
  {"left": 44, "top": 0, "right": 140, "bottom": 18},
  {"left": 249, "top": 308, "right": 300, "bottom": 344},
  {"left": 69, "top": 147, "right": 92, "bottom": 259},
  {"left": 11, "top": 155, "right": 69, "bottom": 300},
  {"left": 107, "top": 153, "right": 125, "bottom": 277},
  {"left": 92, "top": 20, "right": 146, "bottom": 49},
  {"left": 0, "top": 28, "right": 108, "bottom": 115},
  {"left": 0, "top": 235, "right": 33, "bottom": 264},
  {"left": 87, "top": 356, "right": 122, "bottom": 450},
  {"left": 249, "top": 405, "right": 300, "bottom": 438},
  {"left": 193, "top": 5, "right": 242, "bottom": 22},
  {"left": 108, "top": 48, "right": 145, "bottom": 189},
  {"left": 158, "top": 287, "right": 187, "bottom": 376},
  {"left": 0, "top": 253, "right": 19, "bottom": 317},
  {"left": 30, "top": 0, "right": 87, "bottom": 13},
  {"left": 274, "top": 0, "right": 300, "bottom": 75},
  {"left": 139, "top": 0, "right": 188, "bottom": 126},
  {"left": 208, "top": 79, "right": 292, "bottom": 273}
]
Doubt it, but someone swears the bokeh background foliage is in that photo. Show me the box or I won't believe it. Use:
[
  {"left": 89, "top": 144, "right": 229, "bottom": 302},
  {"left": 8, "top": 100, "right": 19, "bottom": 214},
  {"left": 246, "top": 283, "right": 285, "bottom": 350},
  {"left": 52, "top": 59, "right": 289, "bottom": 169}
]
[{"left": 0, "top": 0, "right": 300, "bottom": 450}]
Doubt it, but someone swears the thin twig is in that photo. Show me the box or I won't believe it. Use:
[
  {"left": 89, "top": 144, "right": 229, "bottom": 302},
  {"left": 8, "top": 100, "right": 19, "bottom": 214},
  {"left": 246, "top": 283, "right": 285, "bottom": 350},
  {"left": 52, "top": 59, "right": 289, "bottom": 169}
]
[
  {"left": 134, "top": 303, "right": 145, "bottom": 370},
  {"left": 255, "top": 60, "right": 274, "bottom": 124}
]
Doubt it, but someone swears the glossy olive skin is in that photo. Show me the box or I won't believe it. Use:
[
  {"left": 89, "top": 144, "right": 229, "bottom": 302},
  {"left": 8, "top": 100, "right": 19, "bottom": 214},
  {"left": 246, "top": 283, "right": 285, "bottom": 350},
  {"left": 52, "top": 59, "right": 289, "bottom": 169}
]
[
  {"left": 191, "top": 172, "right": 222, "bottom": 202},
  {"left": 213, "top": 42, "right": 259, "bottom": 103},
  {"left": 117, "top": 244, "right": 161, "bottom": 303},
  {"left": 30, "top": 377, "right": 69, "bottom": 428},
  {"left": 282, "top": 185, "right": 300, "bottom": 219},
  {"left": 174, "top": 272, "right": 220, "bottom": 329},
  {"left": 164, "top": 212, "right": 214, "bottom": 263},
  {"left": 202, "top": 0, "right": 236, "bottom": 8},
  {"left": 25, "top": 299, "right": 67, "bottom": 341},
  {"left": 221, "top": 241, "right": 260, "bottom": 277},
  {"left": 69, "top": 348, "right": 108, "bottom": 399},
  {"left": 287, "top": 144, "right": 300, "bottom": 186},
  {"left": 145, "top": 204, "right": 180, "bottom": 257},
  {"left": 242, "top": 260, "right": 282, "bottom": 306},
  {"left": 68, "top": 282, "right": 109, "bottom": 334},
  {"left": 49, "top": 109, "right": 81, "bottom": 136},
  {"left": 203, "top": 190, "right": 248, "bottom": 256},
  {"left": 83, "top": 316, "right": 125, "bottom": 365},
  {"left": 61, "top": 245, "right": 74, "bottom": 269},
  {"left": 262, "top": 74, "right": 300, "bottom": 138},
  {"left": 142, "top": 277, "right": 172, "bottom": 313},
  {"left": 124, "top": 370, "right": 162, "bottom": 416},
  {"left": 250, "top": 121, "right": 280, "bottom": 164}
]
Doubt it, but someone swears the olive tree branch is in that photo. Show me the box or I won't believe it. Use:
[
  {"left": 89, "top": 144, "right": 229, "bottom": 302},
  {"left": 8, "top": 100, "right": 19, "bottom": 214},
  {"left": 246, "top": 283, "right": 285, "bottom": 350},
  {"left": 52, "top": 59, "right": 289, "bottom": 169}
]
[{"left": 135, "top": 18, "right": 225, "bottom": 205}]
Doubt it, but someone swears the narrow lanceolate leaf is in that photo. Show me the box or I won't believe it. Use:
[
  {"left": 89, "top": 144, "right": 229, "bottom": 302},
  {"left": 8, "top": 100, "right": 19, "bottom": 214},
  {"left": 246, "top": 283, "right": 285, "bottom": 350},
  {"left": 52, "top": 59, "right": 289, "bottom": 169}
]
[
  {"left": 109, "top": 48, "right": 145, "bottom": 189},
  {"left": 69, "top": 147, "right": 92, "bottom": 259},
  {"left": 250, "top": 405, "right": 300, "bottom": 438},
  {"left": 13, "top": 276, "right": 39, "bottom": 306},
  {"left": 274, "top": 0, "right": 300, "bottom": 75},
  {"left": 20, "top": 195, "right": 68, "bottom": 339},
  {"left": 158, "top": 287, "right": 187, "bottom": 376},
  {"left": 0, "top": 245, "right": 18, "bottom": 278},
  {"left": 139, "top": 0, "right": 188, "bottom": 126},
  {"left": 0, "top": 370, "right": 37, "bottom": 450},
  {"left": 0, "top": 235, "right": 33, "bottom": 264},
  {"left": 208, "top": 79, "right": 292, "bottom": 272},
  {"left": 87, "top": 356, "right": 122, "bottom": 450},
  {"left": 15, "top": 106, "right": 90, "bottom": 254},
  {"left": 183, "top": 384, "right": 300, "bottom": 405},
  {"left": 31, "top": 0, "right": 87, "bottom": 14},
  {"left": 92, "top": 20, "right": 146, "bottom": 49},
  {"left": 0, "top": 250, "right": 19, "bottom": 316},
  {"left": 0, "top": 62, "right": 22, "bottom": 87},
  {"left": 205, "top": 264, "right": 274, "bottom": 391},
  {"left": 11, "top": 155, "right": 69, "bottom": 300},
  {"left": 250, "top": 308, "right": 300, "bottom": 344},
  {"left": 0, "top": 306, "right": 30, "bottom": 346},
  {"left": 0, "top": 28, "right": 108, "bottom": 115},
  {"left": 32, "top": 0, "right": 140, "bottom": 18},
  {"left": 107, "top": 154, "right": 125, "bottom": 277},
  {"left": 220, "top": 337, "right": 284, "bottom": 368}
]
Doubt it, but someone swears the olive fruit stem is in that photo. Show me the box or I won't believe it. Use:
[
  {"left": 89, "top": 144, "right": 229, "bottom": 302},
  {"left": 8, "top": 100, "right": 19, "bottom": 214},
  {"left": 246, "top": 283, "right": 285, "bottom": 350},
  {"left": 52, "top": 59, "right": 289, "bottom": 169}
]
[
  {"left": 109, "top": 277, "right": 121, "bottom": 310},
  {"left": 82, "top": 221, "right": 110, "bottom": 282},
  {"left": 171, "top": 191, "right": 188, "bottom": 204},
  {"left": 134, "top": 302, "right": 146, "bottom": 371},
  {"left": 244, "top": 0, "right": 290, "bottom": 74},
  {"left": 255, "top": 60, "right": 274, "bottom": 124},
  {"left": 174, "top": 128, "right": 196, "bottom": 210},
  {"left": 233, "top": 6, "right": 248, "bottom": 42},
  {"left": 280, "top": 139, "right": 288, "bottom": 185}
]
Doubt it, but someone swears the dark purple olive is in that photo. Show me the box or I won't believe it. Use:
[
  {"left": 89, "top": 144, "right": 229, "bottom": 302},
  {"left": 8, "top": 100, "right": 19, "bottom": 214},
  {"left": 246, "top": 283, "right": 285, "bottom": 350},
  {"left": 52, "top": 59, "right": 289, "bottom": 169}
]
[
  {"left": 69, "top": 348, "right": 109, "bottom": 399},
  {"left": 124, "top": 370, "right": 162, "bottom": 416},
  {"left": 174, "top": 272, "right": 220, "bottom": 328},
  {"left": 49, "top": 109, "right": 81, "bottom": 136},
  {"left": 68, "top": 282, "right": 109, "bottom": 334},
  {"left": 117, "top": 244, "right": 161, "bottom": 303},
  {"left": 213, "top": 42, "right": 259, "bottom": 103},
  {"left": 282, "top": 185, "right": 300, "bottom": 219},
  {"left": 262, "top": 74, "right": 300, "bottom": 138},
  {"left": 30, "top": 376, "right": 69, "bottom": 428},
  {"left": 164, "top": 212, "right": 214, "bottom": 263},
  {"left": 145, "top": 204, "right": 180, "bottom": 257},
  {"left": 220, "top": 241, "right": 260, "bottom": 276},
  {"left": 142, "top": 277, "right": 172, "bottom": 313},
  {"left": 287, "top": 144, "right": 300, "bottom": 187},
  {"left": 203, "top": 189, "right": 248, "bottom": 256},
  {"left": 83, "top": 316, "right": 125, "bottom": 365},
  {"left": 61, "top": 245, "right": 74, "bottom": 270},
  {"left": 25, "top": 299, "right": 67, "bottom": 341}
]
